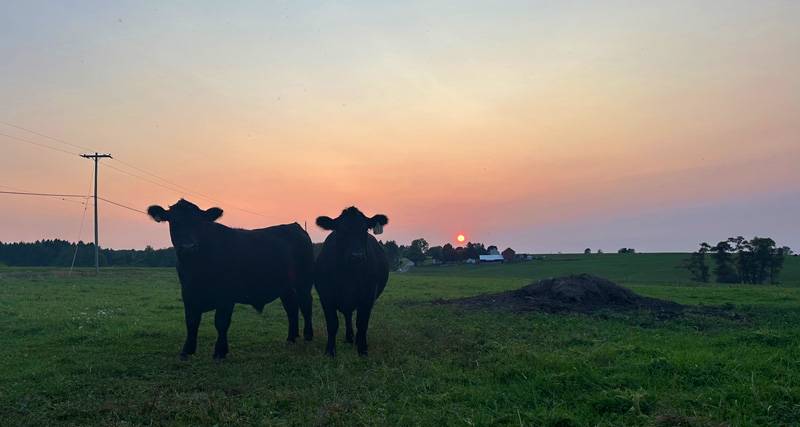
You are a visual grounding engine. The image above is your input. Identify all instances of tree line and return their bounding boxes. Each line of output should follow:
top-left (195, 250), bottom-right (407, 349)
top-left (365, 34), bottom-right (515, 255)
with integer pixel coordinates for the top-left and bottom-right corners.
top-left (4, 238), bottom-right (508, 269)
top-left (0, 239), bottom-right (176, 267)
top-left (378, 239), bottom-right (520, 269)
top-left (686, 236), bottom-right (792, 284)
top-left (1, 238), bottom-right (507, 270)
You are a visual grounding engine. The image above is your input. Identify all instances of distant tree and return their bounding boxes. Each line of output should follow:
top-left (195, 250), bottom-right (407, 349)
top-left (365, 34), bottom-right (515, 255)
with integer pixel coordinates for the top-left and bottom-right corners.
top-left (710, 240), bottom-right (739, 283)
top-left (686, 242), bottom-right (711, 282)
top-left (442, 243), bottom-right (456, 263)
top-left (617, 248), bottom-right (636, 254)
top-left (750, 237), bottom-right (781, 284)
top-left (455, 246), bottom-right (466, 261)
top-left (411, 238), bottom-right (429, 254)
top-left (597, 249), bottom-right (603, 254)
top-left (0, 239), bottom-right (175, 267)
top-left (427, 245), bottom-right (443, 263)
top-left (771, 246), bottom-right (790, 283)
top-left (464, 242), bottom-right (480, 260)
top-left (701, 236), bottom-right (789, 284)
top-left (406, 238), bottom-right (429, 266)
top-left (728, 236), bottom-right (754, 283)
top-left (584, 248), bottom-right (591, 255)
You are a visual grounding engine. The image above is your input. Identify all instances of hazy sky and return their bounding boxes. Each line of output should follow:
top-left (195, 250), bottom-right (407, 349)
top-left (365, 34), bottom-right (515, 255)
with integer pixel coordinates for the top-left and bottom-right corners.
top-left (1, 1), bottom-right (798, 252)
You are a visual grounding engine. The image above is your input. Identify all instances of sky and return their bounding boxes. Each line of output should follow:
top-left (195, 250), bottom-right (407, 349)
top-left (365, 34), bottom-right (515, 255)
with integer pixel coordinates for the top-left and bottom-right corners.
top-left (1, 0), bottom-right (798, 253)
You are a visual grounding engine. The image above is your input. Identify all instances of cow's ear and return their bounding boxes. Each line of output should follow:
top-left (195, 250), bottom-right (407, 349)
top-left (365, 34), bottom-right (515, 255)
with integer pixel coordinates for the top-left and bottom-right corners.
top-left (316, 216), bottom-right (337, 230)
top-left (369, 214), bottom-right (388, 235)
top-left (204, 207), bottom-right (223, 222)
top-left (147, 205), bottom-right (170, 222)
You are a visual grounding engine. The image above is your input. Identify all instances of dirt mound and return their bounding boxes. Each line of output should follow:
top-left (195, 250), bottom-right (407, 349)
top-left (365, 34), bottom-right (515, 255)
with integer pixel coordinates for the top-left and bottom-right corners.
top-left (439, 274), bottom-right (683, 315)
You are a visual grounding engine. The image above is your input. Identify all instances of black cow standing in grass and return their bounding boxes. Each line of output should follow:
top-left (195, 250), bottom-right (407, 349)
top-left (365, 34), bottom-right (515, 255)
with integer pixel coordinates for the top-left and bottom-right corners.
top-left (314, 207), bottom-right (389, 357)
top-left (147, 199), bottom-right (314, 361)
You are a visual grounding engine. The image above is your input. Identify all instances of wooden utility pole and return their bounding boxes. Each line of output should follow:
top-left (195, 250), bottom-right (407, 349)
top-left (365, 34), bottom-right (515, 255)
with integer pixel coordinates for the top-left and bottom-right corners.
top-left (80, 152), bottom-right (112, 274)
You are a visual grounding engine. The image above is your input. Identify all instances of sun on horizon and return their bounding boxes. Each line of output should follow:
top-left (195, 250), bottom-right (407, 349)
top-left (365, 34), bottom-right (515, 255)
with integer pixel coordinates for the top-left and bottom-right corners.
top-left (457, 234), bottom-right (466, 243)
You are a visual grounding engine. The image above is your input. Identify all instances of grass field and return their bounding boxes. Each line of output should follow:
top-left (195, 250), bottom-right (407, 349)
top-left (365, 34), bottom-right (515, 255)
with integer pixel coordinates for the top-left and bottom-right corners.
top-left (1, 254), bottom-right (800, 426)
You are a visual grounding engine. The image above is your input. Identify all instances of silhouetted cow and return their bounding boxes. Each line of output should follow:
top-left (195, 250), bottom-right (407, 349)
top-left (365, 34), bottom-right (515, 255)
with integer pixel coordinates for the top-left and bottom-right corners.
top-left (147, 199), bottom-right (314, 361)
top-left (314, 207), bottom-right (389, 356)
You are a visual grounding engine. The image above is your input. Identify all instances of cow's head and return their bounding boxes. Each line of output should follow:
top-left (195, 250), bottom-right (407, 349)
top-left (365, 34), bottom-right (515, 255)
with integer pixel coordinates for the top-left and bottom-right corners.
top-left (317, 207), bottom-right (388, 264)
top-left (147, 199), bottom-right (223, 254)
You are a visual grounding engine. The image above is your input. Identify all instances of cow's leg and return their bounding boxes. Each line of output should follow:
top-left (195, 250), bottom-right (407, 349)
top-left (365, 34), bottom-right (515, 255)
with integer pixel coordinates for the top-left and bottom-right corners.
top-left (322, 306), bottom-right (339, 357)
top-left (298, 289), bottom-right (314, 341)
top-left (355, 304), bottom-right (374, 356)
top-left (180, 306), bottom-right (202, 361)
top-left (344, 311), bottom-right (354, 344)
top-left (280, 291), bottom-right (300, 343)
top-left (213, 304), bottom-right (234, 361)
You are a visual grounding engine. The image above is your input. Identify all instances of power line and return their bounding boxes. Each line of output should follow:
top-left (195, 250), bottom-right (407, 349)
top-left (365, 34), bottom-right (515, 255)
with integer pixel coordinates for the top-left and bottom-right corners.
top-left (69, 201), bottom-right (90, 275)
top-left (1, 120), bottom-right (272, 219)
top-left (69, 169), bottom-right (94, 275)
top-left (103, 162), bottom-right (234, 208)
top-left (2, 120), bottom-right (226, 202)
top-left (104, 163), bottom-right (196, 197)
top-left (0, 131), bottom-right (79, 156)
top-left (0, 122), bottom-right (196, 198)
top-left (104, 162), bottom-right (270, 219)
top-left (0, 190), bottom-right (87, 198)
top-left (0, 185), bottom-right (89, 206)
top-left (98, 196), bottom-right (146, 214)
top-left (0, 189), bottom-right (145, 215)
top-left (111, 158), bottom-right (218, 200)
top-left (0, 121), bottom-right (95, 152)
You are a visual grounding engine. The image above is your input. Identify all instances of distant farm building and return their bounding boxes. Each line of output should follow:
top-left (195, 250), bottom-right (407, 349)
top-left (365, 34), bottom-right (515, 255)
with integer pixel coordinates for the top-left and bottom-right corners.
top-left (502, 248), bottom-right (516, 262)
top-left (478, 254), bottom-right (504, 263)
top-left (479, 247), bottom-right (504, 263)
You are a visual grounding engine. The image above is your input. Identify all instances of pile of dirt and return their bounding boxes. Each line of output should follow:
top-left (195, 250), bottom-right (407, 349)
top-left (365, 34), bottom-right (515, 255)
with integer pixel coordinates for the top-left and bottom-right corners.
top-left (438, 274), bottom-right (683, 315)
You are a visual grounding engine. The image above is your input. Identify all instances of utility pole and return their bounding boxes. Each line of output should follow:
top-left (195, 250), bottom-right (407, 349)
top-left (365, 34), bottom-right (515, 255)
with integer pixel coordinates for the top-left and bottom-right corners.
top-left (80, 152), bottom-right (112, 274)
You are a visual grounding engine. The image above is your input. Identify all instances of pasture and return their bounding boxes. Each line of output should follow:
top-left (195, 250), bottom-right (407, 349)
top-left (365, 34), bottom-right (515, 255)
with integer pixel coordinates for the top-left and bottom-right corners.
top-left (1, 254), bottom-right (800, 426)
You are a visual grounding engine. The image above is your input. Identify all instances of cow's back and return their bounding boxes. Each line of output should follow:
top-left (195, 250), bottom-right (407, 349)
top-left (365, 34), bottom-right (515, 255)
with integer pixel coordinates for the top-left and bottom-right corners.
top-left (180, 222), bottom-right (313, 309)
top-left (261, 223), bottom-right (314, 290)
top-left (240, 222), bottom-right (314, 294)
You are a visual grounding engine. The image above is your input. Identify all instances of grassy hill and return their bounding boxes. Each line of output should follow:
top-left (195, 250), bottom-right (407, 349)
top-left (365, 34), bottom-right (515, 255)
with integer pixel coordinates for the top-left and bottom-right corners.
top-left (410, 252), bottom-right (800, 283)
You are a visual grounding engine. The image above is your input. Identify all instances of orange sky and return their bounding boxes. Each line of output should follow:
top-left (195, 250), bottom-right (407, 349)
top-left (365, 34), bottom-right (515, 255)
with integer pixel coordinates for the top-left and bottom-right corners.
top-left (1, 1), bottom-right (799, 252)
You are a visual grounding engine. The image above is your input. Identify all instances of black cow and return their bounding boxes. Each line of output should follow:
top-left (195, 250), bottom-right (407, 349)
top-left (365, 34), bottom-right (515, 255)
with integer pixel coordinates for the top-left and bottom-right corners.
top-left (147, 199), bottom-right (314, 361)
top-left (314, 207), bottom-right (389, 356)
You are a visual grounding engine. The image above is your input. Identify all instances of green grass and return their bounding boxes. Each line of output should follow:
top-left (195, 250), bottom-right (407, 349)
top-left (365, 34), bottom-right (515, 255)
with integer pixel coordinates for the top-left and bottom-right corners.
top-left (1, 254), bottom-right (800, 426)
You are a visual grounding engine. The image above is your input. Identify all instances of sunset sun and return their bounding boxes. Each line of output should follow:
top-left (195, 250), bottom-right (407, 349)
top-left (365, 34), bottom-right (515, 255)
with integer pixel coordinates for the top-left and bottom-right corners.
top-left (457, 234), bottom-right (466, 243)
